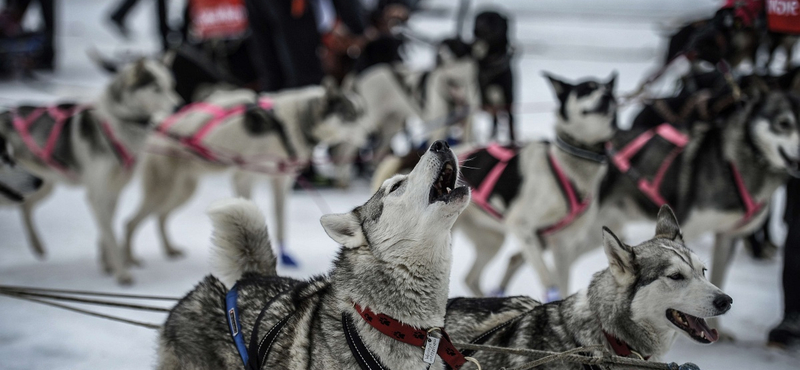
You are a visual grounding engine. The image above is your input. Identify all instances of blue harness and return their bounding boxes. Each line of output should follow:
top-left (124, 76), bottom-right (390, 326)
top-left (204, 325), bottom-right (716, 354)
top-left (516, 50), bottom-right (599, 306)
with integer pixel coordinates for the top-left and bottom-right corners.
top-left (225, 285), bottom-right (250, 367)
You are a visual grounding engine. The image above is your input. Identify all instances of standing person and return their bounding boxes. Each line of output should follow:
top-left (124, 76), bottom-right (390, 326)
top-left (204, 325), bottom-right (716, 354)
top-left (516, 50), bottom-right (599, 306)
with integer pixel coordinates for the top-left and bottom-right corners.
top-left (244, 0), bottom-right (366, 92)
top-left (769, 178), bottom-right (800, 349)
top-left (2, 0), bottom-right (55, 70)
top-left (107, 0), bottom-right (171, 51)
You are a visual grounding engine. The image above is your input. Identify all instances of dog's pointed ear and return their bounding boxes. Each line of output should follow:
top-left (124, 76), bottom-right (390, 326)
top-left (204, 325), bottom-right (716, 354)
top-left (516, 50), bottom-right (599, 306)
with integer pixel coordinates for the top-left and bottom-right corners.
top-left (606, 71), bottom-right (618, 91)
top-left (602, 226), bottom-right (635, 285)
top-left (543, 72), bottom-right (572, 102)
top-left (321, 212), bottom-right (365, 248)
top-left (654, 205), bottom-right (683, 241)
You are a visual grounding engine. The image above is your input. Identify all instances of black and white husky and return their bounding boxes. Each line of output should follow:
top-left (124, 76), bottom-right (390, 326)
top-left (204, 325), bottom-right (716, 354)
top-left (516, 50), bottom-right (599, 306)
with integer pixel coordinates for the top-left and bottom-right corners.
top-left (0, 59), bottom-right (180, 284)
top-left (455, 72), bottom-right (617, 299)
top-left (123, 84), bottom-right (367, 267)
top-left (445, 205), bottom-right (732, 368)
top-left (0, 134), bottom-right (42, 203)
top-left (157, 140), bottom-right (471, 369)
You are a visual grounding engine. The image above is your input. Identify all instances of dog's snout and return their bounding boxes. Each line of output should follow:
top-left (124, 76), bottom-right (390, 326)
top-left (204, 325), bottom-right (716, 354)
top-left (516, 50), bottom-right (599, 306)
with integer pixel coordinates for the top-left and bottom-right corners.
top-left (713, 294), bottom-right (733, 313)
top-left (430, 140), bottom-right (450, 153)
top-left (32, 176), bottom-right (43, 189)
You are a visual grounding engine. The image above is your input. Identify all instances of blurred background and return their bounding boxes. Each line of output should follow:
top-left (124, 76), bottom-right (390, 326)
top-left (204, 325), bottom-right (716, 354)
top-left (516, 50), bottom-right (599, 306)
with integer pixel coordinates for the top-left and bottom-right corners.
top-left (0, 0), bottom-right (798, 369)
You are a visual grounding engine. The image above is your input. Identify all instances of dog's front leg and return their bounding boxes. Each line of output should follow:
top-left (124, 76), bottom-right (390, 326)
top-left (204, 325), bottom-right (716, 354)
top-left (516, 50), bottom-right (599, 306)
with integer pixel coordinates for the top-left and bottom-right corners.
top-left (514, 231), bottom-right (560, 302)
top-left (271, 175), bottom-right (298, 267)
top-left (86, 182), bottom-right (132, 285)
top-left (19, 181), bottom-right (54, 258)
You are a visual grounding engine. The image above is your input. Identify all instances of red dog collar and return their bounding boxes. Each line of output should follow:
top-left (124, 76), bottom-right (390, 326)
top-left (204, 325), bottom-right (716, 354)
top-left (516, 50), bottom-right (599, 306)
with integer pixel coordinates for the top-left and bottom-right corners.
top-left (354, 303), bottom-right (467, 369)
top-left (603, 331), bottom-right (650, 360)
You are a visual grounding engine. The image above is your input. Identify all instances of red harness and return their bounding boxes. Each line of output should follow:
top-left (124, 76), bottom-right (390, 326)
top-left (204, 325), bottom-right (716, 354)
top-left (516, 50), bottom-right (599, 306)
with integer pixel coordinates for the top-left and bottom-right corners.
top-left (603, 331), bottom-right (650, 361)
top-left (12, 105), bottom-right (135, 176)
top-left (353, 304), bottom-right (467, 369)
top-left (464, 143), bottom-right (591, 236)
top-left (609, 123), bottom-right (763, 227)
top-left (156, 97), bottom-right (306, 174)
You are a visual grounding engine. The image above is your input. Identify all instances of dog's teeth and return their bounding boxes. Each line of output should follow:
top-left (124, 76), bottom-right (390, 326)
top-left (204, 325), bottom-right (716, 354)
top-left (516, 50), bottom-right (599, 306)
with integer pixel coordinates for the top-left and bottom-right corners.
top-left (446, 187), bottom-right (451, 193)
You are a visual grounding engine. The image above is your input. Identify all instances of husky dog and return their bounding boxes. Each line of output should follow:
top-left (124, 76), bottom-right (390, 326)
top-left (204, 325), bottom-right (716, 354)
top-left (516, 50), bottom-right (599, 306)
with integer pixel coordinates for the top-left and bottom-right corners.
top-left (574, 75), bottom-right (799, 335)
top-left (123, 84), bottom-right (367, 266)
top-left (0, 59), bottom-right (180, 284)
top-left (445, 206), bottom-right (733, 368)
top-left (455, 73), bottom-right (617, 299)
top-left (157, 140), bottom-right (471, 370)
top-left (333, 40), bottom-right (480, 186)
top-left (0, 134), bottom-right (42, 203)
top-left (473, 10), bottom-right (516, 142)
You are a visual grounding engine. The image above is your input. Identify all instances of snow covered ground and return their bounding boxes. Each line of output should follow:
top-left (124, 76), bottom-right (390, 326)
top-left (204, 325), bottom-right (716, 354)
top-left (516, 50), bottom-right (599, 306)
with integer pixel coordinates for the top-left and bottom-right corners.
top-left (1, 0), bottom-right (798, 369)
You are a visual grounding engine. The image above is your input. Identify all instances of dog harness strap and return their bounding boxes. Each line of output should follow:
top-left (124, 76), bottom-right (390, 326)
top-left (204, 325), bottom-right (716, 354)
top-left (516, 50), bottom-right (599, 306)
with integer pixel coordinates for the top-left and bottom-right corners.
top-left (158, 98), bottom-right (275, 163)
top-left (538, 150), bottom-right (591, 236)
top-left (461, 144), bottom-right (517, 219)
top-left (603, 331), bottom-right (650, 360)
top-left (98, 121), bottom-right (136, 170)
top-left (225, 285), bottom-right (251, 368)
top-left (244, 281), bottom-right (307, 370)
top-left (729, 162), bottom-right (764, 227)
top-left (554, 136), bottom-right (607, 163)
top-left (353, 304), bottom-right (467, 369)
top-left (342, 312), bottom-right (390, 370)
top-left (11, 106), bottom-right (78, 176)
top-left (609, 123), bottom-right (689, 208)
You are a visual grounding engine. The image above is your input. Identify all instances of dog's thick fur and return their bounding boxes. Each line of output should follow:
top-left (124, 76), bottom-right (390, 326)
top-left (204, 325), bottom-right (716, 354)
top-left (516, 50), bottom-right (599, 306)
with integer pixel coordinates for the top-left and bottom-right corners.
top-left (157, 141), bottom-right (470, 369)
top-left (123, 84), bottom-right (367, 265)
top-left (0, 134), bottom-right (42, 204)
top-left (0, 59), bottom-right (180, 283)
top-left (445, 206), bottom-right (732, 369)
top-left (456, 73), bottom-right (618, 298)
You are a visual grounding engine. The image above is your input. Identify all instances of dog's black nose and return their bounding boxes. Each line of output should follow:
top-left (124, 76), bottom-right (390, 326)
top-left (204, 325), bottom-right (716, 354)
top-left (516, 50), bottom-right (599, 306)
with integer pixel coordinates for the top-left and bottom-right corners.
top-left (430, 140), bottom-right (449, 153)
top-left (32, 177), bottom-right (43, 188)
top-left (713, 294), bottom-right (733, 312)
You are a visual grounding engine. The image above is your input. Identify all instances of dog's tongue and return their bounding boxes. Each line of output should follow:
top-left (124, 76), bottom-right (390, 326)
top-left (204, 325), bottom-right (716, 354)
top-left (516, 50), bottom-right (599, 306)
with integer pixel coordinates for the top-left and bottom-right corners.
top-left (687, 314), bottom-right (719, 342)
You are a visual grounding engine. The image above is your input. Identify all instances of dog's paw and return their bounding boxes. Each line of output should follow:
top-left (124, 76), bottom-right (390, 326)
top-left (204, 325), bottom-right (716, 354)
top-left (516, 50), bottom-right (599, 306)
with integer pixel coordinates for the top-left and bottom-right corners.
top-left (488, 288), bottom-right (506, 297)
top-left (280, 251), bottom-right (300, 267)
top-left (125, 255), bottom-right (144, 268)
top-left (116, 273), bottom-right (134, 286)
top-left (165, 248), bottom-right (185, 259)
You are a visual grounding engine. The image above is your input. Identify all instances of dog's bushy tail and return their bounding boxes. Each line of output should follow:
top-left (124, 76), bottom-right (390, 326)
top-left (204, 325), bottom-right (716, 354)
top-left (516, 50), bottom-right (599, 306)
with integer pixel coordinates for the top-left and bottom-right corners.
top-left (207, 198), bottom-right (277, 284)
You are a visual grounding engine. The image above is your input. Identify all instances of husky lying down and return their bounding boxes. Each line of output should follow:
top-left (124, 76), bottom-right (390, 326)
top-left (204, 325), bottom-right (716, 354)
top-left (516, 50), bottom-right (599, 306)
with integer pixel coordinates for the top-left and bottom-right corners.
top-left (158, 141), bottom-right (471, 369)
top-left (445, 206), bottom-right (732, 368)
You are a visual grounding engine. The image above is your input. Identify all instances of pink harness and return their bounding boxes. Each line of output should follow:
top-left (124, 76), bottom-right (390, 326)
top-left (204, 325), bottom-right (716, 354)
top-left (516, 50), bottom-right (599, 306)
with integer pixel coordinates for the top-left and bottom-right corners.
top-left (12, 105), bottom-right (135, 176)
top-left (610, 123), bottom-right (763, 226)
top-left (464, 143), bottom-right (590, 236)
top-left (158, 97), bottom-right (272, 162)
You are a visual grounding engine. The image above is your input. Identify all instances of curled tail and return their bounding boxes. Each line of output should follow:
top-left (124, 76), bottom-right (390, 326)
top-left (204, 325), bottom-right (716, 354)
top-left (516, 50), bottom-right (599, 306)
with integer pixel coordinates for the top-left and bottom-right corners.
top-left (207, 198), bottom-right (277, 284)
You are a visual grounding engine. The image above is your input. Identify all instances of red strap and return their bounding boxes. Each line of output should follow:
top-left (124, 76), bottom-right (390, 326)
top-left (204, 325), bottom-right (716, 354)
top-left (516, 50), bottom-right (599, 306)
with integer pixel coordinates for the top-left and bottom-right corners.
top-left (353, 304), bottom-right (467, 369)
top-left (466, 144), bottom-right (516, 219)
top-left (538, 152), bottom-right (591, 236)
top-left (12, 106), bottom-right (77, 176)
top-left (99, 121), bottom-right (135, 169)
top-left (729, 162), bottom-right (764, 227)
top-left (603, 331), bottom-right (650, 360)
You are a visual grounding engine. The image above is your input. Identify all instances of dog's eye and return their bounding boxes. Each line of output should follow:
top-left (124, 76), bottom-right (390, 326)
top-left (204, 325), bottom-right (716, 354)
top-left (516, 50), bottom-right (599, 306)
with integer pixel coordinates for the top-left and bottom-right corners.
top-left (668, 273), bottom-right (685, 281)
top-left (389, 181), bottom-right (403, 193)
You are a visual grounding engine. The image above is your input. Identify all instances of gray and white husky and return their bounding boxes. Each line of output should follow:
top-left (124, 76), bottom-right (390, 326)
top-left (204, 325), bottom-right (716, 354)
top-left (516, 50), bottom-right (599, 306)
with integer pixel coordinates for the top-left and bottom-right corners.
top-left (455, 72), bottom-right (617, 299)
top-left (0, 134), bottom-right (42, 203)
top-left (157, 140), bottom-right (471, 370)
top-left (0, 59), bottom-right (180, 284)
top-left (445, 205), bottom-right (732, 369)
top-left (123, 84), bottom-right (367, 266)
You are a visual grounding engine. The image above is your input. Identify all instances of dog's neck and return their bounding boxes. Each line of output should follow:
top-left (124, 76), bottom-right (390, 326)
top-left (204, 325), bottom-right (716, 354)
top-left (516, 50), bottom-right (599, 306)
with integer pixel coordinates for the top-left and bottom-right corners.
top-left (721, 108), bottom-right (786, 200)
top-left (93, 95), bottom-right (154, 151)
top-left (575, 270), bottom-right (674, 360)
top-left (331, 235), bottom-right (453, 329)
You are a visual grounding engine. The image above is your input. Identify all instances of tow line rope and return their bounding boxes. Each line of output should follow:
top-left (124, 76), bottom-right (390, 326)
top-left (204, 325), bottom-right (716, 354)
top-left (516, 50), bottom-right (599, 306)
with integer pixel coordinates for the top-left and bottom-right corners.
top-left (0, 285), bottom-right (698, 369)
top-left (0, 285), bottom-right (179, 330)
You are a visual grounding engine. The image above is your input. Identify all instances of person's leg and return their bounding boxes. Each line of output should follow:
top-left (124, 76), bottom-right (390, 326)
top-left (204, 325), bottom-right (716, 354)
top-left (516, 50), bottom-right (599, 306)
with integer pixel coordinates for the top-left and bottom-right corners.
top-left (36, 0), bottom-right (54, 69)
top-left (245, 0), bottom-right (285, 91)
top-left (155, 0), bottom-right (169, 50)
top-left (769, 179), bottom-right (800, 347)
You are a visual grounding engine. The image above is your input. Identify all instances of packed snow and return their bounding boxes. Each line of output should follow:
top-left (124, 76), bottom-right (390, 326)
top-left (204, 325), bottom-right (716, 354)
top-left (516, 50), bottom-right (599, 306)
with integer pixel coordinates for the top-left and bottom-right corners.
top-left (0, 0), bottom-right (798, 369)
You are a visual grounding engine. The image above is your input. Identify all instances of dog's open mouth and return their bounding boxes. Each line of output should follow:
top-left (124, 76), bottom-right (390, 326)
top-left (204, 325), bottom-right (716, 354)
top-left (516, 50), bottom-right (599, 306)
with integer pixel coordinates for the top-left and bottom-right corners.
top-left (779, 148), bottom-right (800, 175)
top-left (666, 309), bottom-right (719, 344)
top-left (429, 159), bottom-right (466, 204)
